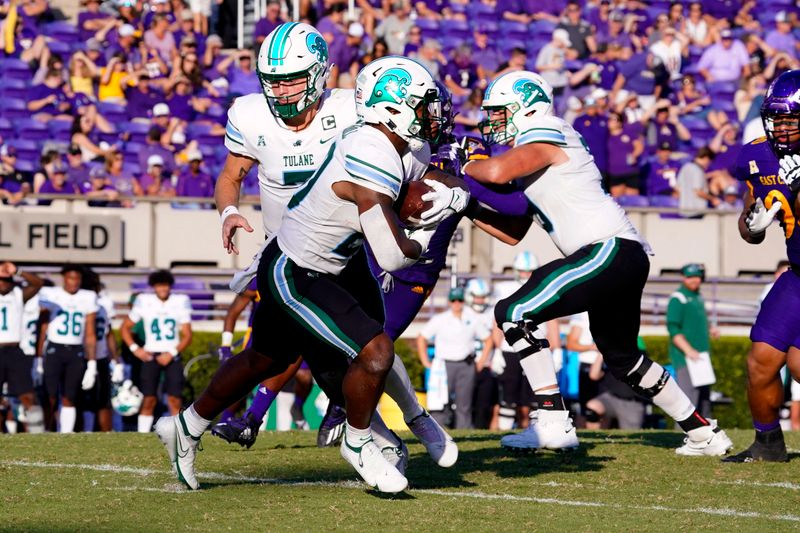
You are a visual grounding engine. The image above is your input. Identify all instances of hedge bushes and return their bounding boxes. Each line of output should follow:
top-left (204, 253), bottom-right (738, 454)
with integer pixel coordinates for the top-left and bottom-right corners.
top-left (167, 332), bottom-right (755, 429)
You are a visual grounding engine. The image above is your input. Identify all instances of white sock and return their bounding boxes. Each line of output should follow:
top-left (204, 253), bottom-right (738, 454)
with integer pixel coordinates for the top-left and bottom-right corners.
top-left (137, 415), bottom-right (154, 433)
top-left (384, 355), bottom-right (424, 422)
top-left (60, 406), bottom-right (76, 433)
top-left (182, 404), bottom-right (212, 438)
top-left (498, 406), bottom-right (515, 430)
top-left (5, 420), bottom-right (17, 434)
top-left (371, 412), bottom-right (399, 449)
top-left (345, 422), bottom-right (372, 447)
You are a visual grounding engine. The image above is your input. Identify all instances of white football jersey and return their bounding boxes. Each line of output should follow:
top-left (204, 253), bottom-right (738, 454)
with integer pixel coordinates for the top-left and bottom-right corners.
top-left (516, 115), bottom-right (650, 256)
top-left (493, 279), bottom-right (546, 350)
top-left (0, 287), bottom-right (24, 344)
top-left (39, 287), bottom-right (99, 345)
top-left (20, 295), bottom-right (39, 355)
top-left (95, 293), bottom-right (115, 360)
top-left (277, 124), bottom-right (431, 275)
top-left (128, 293), bottom-right (192, 353)
top-left (472, 308), bottom-right (494, 355)
top-left (225, 89), bottom-right (360, 236)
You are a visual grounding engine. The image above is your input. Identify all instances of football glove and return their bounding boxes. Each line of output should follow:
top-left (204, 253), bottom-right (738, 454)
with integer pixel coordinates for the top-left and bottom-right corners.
top-left (218, 346), bottom-right (233, 362)
top-left (745, 197), bottom-right (782, 236)
top-left (490, 348), bottom-right (506, 376)
top-left (111, 360), bottom-right (125, 384)
top-left (779, 154), bottom-right (800, 195)
top-left (81, 360), bottom-right (97, 391)
top-left (420, 179), bottom-right (470, 226)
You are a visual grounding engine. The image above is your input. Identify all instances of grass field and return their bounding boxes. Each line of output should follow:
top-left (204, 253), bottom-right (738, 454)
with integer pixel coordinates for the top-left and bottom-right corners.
top-left (2, 429), bottom-right (800, 532)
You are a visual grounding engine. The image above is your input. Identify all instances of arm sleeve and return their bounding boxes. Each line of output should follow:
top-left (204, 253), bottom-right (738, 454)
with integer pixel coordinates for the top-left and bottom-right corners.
top-left (224, 102), bottom-right (258, 159)
top-left (666, 296), bottom-right (685, 337)
top-left (463, 174), bottom-right (530, 216)
top-left (128, 295), bottom-right (143, 323)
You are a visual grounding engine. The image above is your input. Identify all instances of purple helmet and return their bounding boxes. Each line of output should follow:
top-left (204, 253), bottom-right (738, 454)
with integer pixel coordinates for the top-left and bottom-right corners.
top-left (761, 70), bottom-right (800, 157)
top-left (434, 80), bottom-right (455, 147)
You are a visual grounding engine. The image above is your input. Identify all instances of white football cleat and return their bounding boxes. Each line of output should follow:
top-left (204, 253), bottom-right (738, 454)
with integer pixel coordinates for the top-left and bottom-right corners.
top-left (155, 413), bottom-right (201, 490)
top-left (406, 409), bottom-right (459, 467)
top-left (676, 421), bottom-right (733, 457)
top-left (500, 410), bottom-right (579, 451)
top-left (340, 435), bottom-right (408, 493)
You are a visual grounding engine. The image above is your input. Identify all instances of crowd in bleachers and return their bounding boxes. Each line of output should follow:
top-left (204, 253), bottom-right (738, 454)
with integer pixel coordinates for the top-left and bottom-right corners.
top-left (0, 0), bottom-right (796, 210)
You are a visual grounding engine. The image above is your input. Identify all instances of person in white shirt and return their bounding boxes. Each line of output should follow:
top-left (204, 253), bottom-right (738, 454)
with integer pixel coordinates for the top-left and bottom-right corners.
top-left (39, 265), bottom-right (99, 433)
top-left (121, 270), bottom-right (193, 433)
top-left (0, 262), bottom-right (44, 433)
top-left (417, 287), bottom-right (492, 429)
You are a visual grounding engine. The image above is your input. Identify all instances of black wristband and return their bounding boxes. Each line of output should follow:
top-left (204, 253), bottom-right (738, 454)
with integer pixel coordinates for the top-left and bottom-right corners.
top-left (463, 197), bottom-right (482, 220)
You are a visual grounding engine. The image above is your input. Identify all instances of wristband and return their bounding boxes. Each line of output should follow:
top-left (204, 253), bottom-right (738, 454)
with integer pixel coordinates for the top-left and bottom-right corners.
top-left (221, 331), bottom-right (234, 347)
top-left (168, 348), bottom-right (179, 357)
top-left (220, 205), bottom-right (240, 224)
top-left (128, 343), bottom-right (140, 352)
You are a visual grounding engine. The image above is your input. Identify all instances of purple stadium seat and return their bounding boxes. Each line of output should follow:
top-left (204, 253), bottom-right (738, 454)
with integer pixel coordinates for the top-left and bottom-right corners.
top-left (414, 18), bottom-right (439, 31)
top-left (0, 117), bottom-right (12, 139)
top-left (2, 61), bottom-right (32, 80)
top-left (529, 20), bottom-right (556, 36)
top-left (48, 41), bottom-right (72, 56)
top-left (173, 279), bottom-right (214, 320)
top-left (98, 131), bottom-right (120, 145)
top-left (501, 39), bottom-right (527, 54)
top-left (468, 2), bottom-right (497, 22)
top-left (124, 141), bottom-right (145, 155)
top-left (130, 281), bottom-right (149, 292)
top-left (0, 99), bottom-right (29, 120)
top-left (648, 195), bottom-right (679, 208)
top-left (127, 162), bottom-right (141, 176)
top-left (186, 122), bottom-right (212, 139)
top-left (49, 119), bottom-right (73, 139)
top-left (7, 139), bottom-right (40, 161)
top-left (43, 22), bottom-right (80, 44)
top-left (97, 102), bottom-right (128, 124)
top-left (441, 19), bottom-right (470, 38)
top-left (616, 195), bottom-right (650, 208)
top-left (14, 159), bottom-right (35, 173)
top-left (0, 78), bottom-right (28, 100)
top-left (16, 119), bottom-right (50, 142)
top-left (473, 20), bottom-right (499, 34)
top-left (499, 20), bottom-right (528, 40)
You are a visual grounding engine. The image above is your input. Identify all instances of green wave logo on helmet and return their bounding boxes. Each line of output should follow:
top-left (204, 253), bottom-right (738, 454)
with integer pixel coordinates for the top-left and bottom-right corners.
top-left (366, 68), bottom-right (411, 107)
top-left (513, 79), bottom-right (550, 107)
top-left (306, 33), bottom-right (328, 64)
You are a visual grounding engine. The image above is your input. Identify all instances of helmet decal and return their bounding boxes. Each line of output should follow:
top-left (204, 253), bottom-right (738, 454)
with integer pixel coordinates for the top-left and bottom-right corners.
top-left (366, 68), bottom-right (412, 107)
top-left (513, 79), bottom-right (551, 108)
top-left (306, 33), bottom-right (328, 64)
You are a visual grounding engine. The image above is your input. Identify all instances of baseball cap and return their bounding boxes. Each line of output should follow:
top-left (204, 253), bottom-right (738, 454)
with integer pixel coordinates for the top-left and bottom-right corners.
top-left (206, 34), bottom-right (223, 46)
top-left (180, 9), bottom-right (194, 21)
top-left (348, 22), bottom-right (365, 38)
top-left (776, 11), bottom-right (789, 23)
top-left (610, 10), bottom-right (624, 21)
top-left (153, 103), bottom-right (170, 117)
top-left (86, 38), bottom-right (102, 51)
top-left (658, 141), bottom-right (673, 151)
top-left (553, 28), bottom-right (572, 47)
top-left (68, 143), bottom-right (82, 155)
top-left (90, 166), bottom-right (108, 180)
top-left (1, 145), bottom-right (16, 157)
top-left (590, 87), bottom-right (608, 100)
top-left (423, 38), bottom-right (441, 50)
top-left (187, 150), bottom-right (203, 162)
top-left (119, 24), bottom-right (135, 37)
top-left (720, 29), bottom-right (733, 39)
top-left (51, 161), bottom-right (67, 174)
top-left (681, 263), bottom-right (705, 279)
top-left (723, 184), bottom-right (739, 195)
top-left (448, 287), bottom-right (465, 301)
top-left (147, 154), bottom-right (165, 168)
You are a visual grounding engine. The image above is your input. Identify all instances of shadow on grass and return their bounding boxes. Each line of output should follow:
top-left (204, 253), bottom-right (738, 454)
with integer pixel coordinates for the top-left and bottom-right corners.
top-left (578, 430), bottom-right (685, 450)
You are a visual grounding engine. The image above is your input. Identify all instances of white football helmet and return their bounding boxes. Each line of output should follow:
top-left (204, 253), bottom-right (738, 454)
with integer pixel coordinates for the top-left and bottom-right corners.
top-left (481, 71), bottom-right (554, 145)
top-left (257, 22), bottom-right (331, 119)
top-left (513, 251), bottom-right (539, 281)
top-left (465, 278), bottom-right (492, 312)
top-left (355, 56), bottom-right (444, 151)
top-left (111, 380), bottom-right (144, 416)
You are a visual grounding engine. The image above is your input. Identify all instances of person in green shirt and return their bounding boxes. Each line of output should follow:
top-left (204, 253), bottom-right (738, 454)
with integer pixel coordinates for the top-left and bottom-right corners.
top-left (666, 263), bottom-right (718, 418)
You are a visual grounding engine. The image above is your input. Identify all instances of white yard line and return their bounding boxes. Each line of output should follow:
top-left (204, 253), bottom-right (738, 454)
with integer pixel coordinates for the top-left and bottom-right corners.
top-left (4, 460), bottom-right (800, 523)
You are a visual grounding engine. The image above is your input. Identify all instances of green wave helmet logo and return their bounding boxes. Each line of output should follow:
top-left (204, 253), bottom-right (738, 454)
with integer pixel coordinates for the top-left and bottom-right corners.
top-left (513, 79), bottom-right (550, 107)
top-left (306, 33), bottom-right (328, 64)
top-left (366, 68), bottom-right (411, 107)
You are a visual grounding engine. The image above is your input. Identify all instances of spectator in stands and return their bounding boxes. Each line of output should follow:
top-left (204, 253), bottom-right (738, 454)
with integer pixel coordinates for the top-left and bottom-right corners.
top-left (558, 0), bottom-right (595, 59)
top-left (38, 162), bottom-right (79, 204)
top-left (414, 0), bottom-right (444, 20)
top-left (707, 122), bottom-right (740, 196)
top-left (68, 51), bottom-right (100, 99)
top-left (606, 110), bottom-right (644, 196)
top-left (139, 126), bottom-right (177, 177)
top-left (603, 10), bottom-right (635, 54)
top-left (78, 0), bottom-right (113, 41)
top-left (765, 12), bottom-right (798, 56)
top-left (143, 0), bottom-right (177, 30)
top-left (202, 34), bottom-right (224, 79)
top-left (80, 167), bottom-right (121, 207)
top-left (375, 0), bottom-right (414, 55)
top-left (32, 150), bottom-right (62, 193)
top-left (537, 29), bottom-right (572, 103)
top-left (337, 22), bottom-right (369, 88)
top-left (84, 38), bottom-right (107, 68)
top-left (165, 76), bottom-right (200, 125)
top-left (471, 25), bottom-right (502, 80)
top-left (698, 29), bottom-right (751, 84)
top-left (649, 26), bottom-right (688, 82)
top-left (735, 73), bottom-right (767, 126)
top-left (453, 88), bottom-right (484, 133)
top-left (65, 143), bottom-right (91, 185)
top-left (151, 102), bottom-right (184, 149)
top-left (742, 33), bottom-right (774, 76)
top-left (411, 39), bottom-right (445, 80)
top-left (667, 263), bottom-right (716, 419)
top-left (144, 13), bottom-right (178, 64)
top-left (677, 146), bottom-right (718, 215)
top-left (613, 51), bottom-right (659, 109)
top-left (140, 154), bottom-right (176, 198)
top-left (105, 148), bottom-right (143, 203)
top-left (28, 68), bottom-right (72, 122)
top-left (676, 74), bottom-right (727, 131)
top-left (176, 150), bottom-right (213, 200)
top-left (101, 23), bottom-right (140, 66)
top-left (402, 25), bottom-right (422, 56)
top-left (443, 45), bottom-right (480, 100)
top-left (645, 141), bottom-right (681, 196)
top-left (680, 2), bottom-right (713, 48)
top-left (32, 49), bottom-right (68, 86)
top-left (360, 38), bottom-right (389, 68)
top-left (317, 1), bottom-right (347, 85)
top-left (573, 91), bottom-right (609, 178)
top-left (116, 0), bottom-right (141, 30)
top-left (188, 0), bottom-right (211, 36)
top-left (588, 0), bottom-right (612, 43)
top-left (734, 0), bottom-right (761, 33)
top-left (716, 184), bottom-right (742, 211)
top-left (0, 146), bottom-right (29, 204)
top-left (99, 53), bottom-right (135, 103)
top-left (216, 49), bottom-right (258, 97)
top-left (495, 47), bottom-right (527, 78)
top-left (126, 75), bottom-right (160, 122)
top-left (642, 100), bottom-right (690, 154)
top-left (71, 114), bottom-right (111, 163)
top-left (253, 1), bottom-right (283, 48)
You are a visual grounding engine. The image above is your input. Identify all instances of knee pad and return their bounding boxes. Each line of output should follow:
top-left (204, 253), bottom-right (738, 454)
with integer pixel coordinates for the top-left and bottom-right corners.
top-left (501, 321), bottom-right (549, 357)
top-left (618, 356), bottom-right (670, 399)
top-left (584, 407), bottom-right (600, 423)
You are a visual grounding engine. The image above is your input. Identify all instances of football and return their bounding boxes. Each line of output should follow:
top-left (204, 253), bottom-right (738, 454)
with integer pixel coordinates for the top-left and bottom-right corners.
top-left (395, 180), bottom-right (433, 227)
